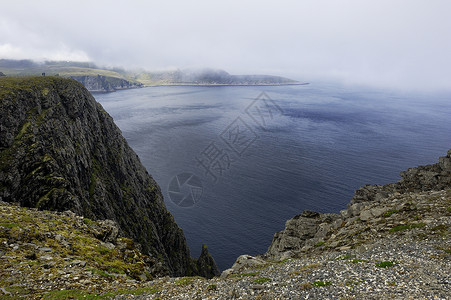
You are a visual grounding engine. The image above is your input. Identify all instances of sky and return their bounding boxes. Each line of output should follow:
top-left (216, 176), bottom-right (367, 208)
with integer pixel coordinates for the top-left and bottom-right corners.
top-left (1, 0), bottom-right (451, 91)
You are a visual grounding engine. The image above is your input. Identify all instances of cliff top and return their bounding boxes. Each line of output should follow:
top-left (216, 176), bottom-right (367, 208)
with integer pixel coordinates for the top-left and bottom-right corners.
top-left (0, 76), bottom-right (71, 98)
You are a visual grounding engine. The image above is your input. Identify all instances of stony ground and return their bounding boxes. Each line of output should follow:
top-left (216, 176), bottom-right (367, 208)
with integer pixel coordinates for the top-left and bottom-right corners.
top-left (0, 188), bottom-right (450, 299)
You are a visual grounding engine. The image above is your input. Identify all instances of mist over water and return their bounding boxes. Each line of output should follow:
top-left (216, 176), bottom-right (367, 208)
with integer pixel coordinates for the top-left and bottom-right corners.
top-left (95, 83), bottom-right (451, 271)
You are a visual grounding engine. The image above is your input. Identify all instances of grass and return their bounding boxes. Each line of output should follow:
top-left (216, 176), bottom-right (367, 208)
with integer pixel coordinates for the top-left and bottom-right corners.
top-left (88, 268), bottom-right (114, 279)
top-left (335, 254), bottom-right (355, 260)
top-left (431, 224), bottom-right (447, 232)
top-left (43, 289), bottom-right (113, 300)
top-left (314, 241), bottom-right (325, 247)
top-left (175, 276), bottom-right (203, 286)
top-left (389, 223), bottom-right (426, 233)
top-left (383, 209), bottom-right (399, 217)
top-left (313, 280), bottom-right (332, 287)
top-left (375, 261), bottom-right (397, 268)
top-left (83, 218), bottom-right (95, 226)
top-left (253, 277), bottom-right (271, 284)
top-left (0, 222), bottom-right (20, 228)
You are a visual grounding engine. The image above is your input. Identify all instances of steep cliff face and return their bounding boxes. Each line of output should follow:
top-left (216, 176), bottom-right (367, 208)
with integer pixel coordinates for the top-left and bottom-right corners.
top-left (69, 75), bottom-right (143, 92)
top-left (0, 77), bottom-right (217, 277)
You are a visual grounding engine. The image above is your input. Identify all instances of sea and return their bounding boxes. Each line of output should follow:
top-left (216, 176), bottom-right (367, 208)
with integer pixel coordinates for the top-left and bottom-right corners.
top-left (94, 82), bottom-right (451, 271)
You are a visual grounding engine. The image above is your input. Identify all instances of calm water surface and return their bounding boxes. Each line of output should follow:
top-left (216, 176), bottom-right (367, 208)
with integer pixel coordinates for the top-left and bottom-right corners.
top-left (95, 83), bottom-right (451, 270)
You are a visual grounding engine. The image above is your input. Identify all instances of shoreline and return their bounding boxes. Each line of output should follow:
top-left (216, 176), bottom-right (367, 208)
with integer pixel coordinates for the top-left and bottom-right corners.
top-left (144, 82), bottom-right (310, 87)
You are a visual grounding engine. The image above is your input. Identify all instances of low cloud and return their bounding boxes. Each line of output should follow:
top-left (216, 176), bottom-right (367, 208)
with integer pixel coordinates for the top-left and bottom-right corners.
top-left (1, 0), bottom-right (450, 91)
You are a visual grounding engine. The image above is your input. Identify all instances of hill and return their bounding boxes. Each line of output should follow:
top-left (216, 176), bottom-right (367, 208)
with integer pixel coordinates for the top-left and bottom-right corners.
top-left (0, 60), bottom-right (306, 88)
top-left (0, 76), bottom-right (218, 281)
top-left (0, 60), bottom-right (143, 92)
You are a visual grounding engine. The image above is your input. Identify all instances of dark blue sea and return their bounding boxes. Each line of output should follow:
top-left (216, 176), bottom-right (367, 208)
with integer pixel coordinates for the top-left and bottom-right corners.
top-left (95, 83), bottom-right (451, 271)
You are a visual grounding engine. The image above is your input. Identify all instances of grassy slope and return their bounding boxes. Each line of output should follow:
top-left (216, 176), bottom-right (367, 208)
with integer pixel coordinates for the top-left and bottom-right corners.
top-left (0, 62), bottom-right (141, 85)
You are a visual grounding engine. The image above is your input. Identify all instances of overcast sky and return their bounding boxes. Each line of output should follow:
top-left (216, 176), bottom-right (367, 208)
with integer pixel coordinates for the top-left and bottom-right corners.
top-left (1, 0), bottom-right (451, 90)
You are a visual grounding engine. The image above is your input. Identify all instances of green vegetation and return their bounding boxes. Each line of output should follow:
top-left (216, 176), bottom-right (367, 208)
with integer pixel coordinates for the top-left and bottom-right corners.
top-left (313, 280), bottom-right (332, 287)
top-left (429, 224), bottom-right (449, 238)
top-left (314, 241), bottom-right (325, 247)
top-left (43, 289), bottom-right (113, 300)
top-left (0, 202), bottom-right (149, 283)
top-left (0, 76), bottom-right (64, 99)
top-left (0, 222), bottom-right (19, 228)
top-left (335, 254), bottom-right (355, 260)
top-left (175, 276), bottom-right (203, 286)
top-left (88, 268), bottom-right (114, 279)
top-left (206, 284), bottom-right (217, 291)
top-left (389, 223), bottom-right (426, 233)
top-left (375, 261), bottom-right (397, 268)
top-left (253, 277), bottom-right (271, 284)
top-left (383, 209), bottom-right (399, 217)
top-left (83, 217), bottom-right (95, 226)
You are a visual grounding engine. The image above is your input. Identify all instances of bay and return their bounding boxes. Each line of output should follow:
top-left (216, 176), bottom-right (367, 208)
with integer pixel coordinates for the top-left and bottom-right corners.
top-left (95, 83), bottom-right (451, 271)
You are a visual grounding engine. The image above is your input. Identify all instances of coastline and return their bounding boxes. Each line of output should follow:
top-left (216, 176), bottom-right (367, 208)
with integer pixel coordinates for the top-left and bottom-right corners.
top-left (144, 82), bottom-right (310, 87)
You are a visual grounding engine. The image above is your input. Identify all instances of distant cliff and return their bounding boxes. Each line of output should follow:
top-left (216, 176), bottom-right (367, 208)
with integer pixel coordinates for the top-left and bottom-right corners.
top-left (0, 59), bottom-right (143, 93)
top-left (0, 59), bottom-right (305, 88)
top-left (0, 77), bottom-right (218, 277)
top-left (69, 75), bottom-right (143, 92)
top-left (143, 69), bottom-right (304, 86)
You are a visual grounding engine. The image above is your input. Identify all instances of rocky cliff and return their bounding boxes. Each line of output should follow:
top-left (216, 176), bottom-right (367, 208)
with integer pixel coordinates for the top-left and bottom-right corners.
top-left (69, 75), bottom-right (143, 92)
top-left (265, 150), bottom-right (451, 260)
top-left (0, 76), bottom-right (218, 278)
top-left (145, 69), bottom-right (303, 86)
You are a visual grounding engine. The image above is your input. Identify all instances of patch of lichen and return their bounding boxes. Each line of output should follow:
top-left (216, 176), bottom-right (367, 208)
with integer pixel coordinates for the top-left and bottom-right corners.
top-left (0, 201), bottom-right (153, 298)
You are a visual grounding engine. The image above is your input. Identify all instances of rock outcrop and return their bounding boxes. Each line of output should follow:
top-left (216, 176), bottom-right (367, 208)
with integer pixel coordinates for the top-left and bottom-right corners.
top-left (0, 76), bottom-right (218, 277)
top-left (69, 75), bottom-right (143, 92)
top-left (264, 149), bottom-right (451, 260)
top-left (195, 245), bottom-right (220, 279)
top-left (0, 200), bottom-right (158, 292)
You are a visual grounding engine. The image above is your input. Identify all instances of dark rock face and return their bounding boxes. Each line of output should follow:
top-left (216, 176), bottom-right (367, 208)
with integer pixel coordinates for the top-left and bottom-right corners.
top-left (351, 150), bottom-right (451, 205)
top-left (69, 75), bottom-right (143, 92)
top-left (196, 245), bottom-right (220, 279)
top-left (0, 76), bottom-right (217, 277)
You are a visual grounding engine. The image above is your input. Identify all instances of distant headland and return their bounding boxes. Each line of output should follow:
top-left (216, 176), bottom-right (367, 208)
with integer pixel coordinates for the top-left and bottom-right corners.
top-left (0, 59), bottom-right (307, 92)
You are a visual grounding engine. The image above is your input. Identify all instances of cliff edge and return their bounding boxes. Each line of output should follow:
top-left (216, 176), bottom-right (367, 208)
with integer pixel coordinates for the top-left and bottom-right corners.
top-left (0, 77), bottom-right (218, 278)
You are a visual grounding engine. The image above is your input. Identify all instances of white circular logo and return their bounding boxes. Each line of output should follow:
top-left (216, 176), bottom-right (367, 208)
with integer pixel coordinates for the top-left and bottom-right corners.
top-left (168, 173), bottom-right (203, 207)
